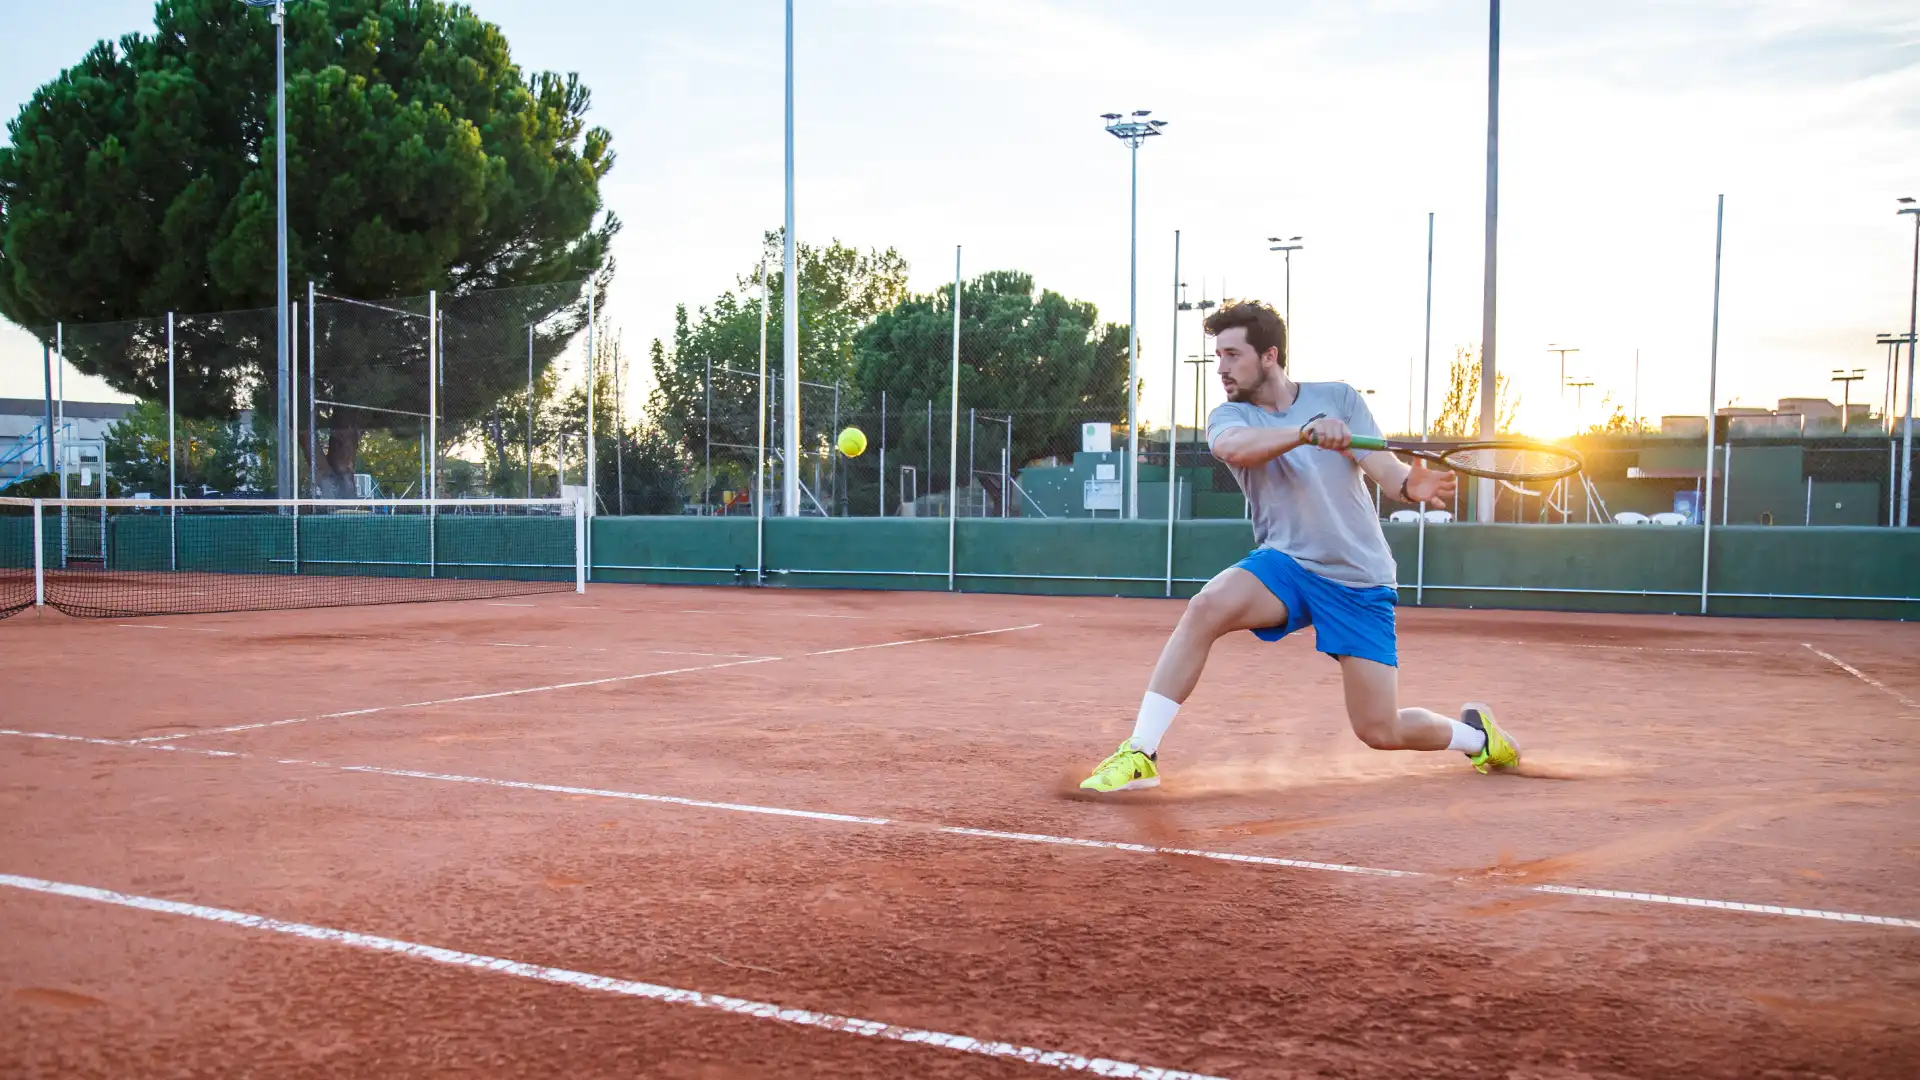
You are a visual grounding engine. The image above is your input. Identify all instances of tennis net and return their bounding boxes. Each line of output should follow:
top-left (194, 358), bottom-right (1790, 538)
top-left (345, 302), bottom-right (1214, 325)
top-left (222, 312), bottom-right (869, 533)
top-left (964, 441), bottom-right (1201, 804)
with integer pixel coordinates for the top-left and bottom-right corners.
top-left (0, 497), bottom-right (584, 620)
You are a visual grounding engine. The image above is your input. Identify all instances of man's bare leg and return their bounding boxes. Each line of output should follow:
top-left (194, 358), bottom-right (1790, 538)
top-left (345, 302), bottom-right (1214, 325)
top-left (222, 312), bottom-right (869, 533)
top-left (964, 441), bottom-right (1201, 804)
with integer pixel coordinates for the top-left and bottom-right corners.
top-left (1338, 656), bottom-right (1516, 767)
top-left (1126, 567), bottom-right (1290, 754)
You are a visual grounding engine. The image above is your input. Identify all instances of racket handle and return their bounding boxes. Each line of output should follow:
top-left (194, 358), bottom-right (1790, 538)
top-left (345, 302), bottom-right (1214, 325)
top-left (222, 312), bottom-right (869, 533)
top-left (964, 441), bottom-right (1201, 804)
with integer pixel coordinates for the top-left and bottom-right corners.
top-left (1347, 435), bottom-right (1388, 451)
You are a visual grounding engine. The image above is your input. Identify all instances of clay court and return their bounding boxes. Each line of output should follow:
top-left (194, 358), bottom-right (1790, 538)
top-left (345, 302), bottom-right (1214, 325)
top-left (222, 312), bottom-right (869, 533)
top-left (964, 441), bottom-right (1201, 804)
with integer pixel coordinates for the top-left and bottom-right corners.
top-left (2, 585), bottom-right (1918, 1078)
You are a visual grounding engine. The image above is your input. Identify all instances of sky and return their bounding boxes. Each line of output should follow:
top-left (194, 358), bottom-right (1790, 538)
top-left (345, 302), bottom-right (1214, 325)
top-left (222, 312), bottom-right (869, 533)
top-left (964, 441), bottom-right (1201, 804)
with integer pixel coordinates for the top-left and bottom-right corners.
top-left (2, 0), bottom-right (1917, 438)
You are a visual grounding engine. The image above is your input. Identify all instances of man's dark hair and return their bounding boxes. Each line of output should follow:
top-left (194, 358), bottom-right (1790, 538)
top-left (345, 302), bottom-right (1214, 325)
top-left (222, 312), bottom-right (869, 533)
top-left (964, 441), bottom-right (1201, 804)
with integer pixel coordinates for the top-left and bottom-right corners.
top-left (1204, 301), bottom-right (1287, 369)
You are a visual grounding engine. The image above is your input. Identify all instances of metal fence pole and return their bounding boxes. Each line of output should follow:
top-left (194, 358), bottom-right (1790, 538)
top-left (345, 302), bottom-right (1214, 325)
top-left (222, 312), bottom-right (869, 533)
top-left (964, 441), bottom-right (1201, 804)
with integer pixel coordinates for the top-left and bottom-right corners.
top-left (1165, 229), bottom-right (1180, 595)
top-left (586, 288), bottom-right (597, 523)
top-left (757, 256), bottom-right (769, 580)
top-left (1700, 194), bottom-right (1724, 614)
top-left (574, 494), bottom-right (587, 593)
top-left (704, 355), bottom-right (712, 512)
top-left (832, 379), bottom-right (841, 516)
top-left (948, 246), bottom-right (962, 590)
top-left (615, 338), bottom-right (626, 515)
top-left (308, 281), bottom-right (317, 495)
top-left (290, 299), bottom-right (300, 499)
top-left (1892, 440), bottom-right (1899, 526)
top-left (878, 390), bottom-right (887, 517)
top-left (1722, 441), bottom-right (1732, 526)
top-left (428, 290), bottom-right (438, 577)
top-left (1806, 476), bottom-right (1813, 525)
top-left (167, 312), bottom-right (177, 570)
top-left (526, 324), bottom-right (535, 498)
top-left (968, 407), bottom-right (976, 514)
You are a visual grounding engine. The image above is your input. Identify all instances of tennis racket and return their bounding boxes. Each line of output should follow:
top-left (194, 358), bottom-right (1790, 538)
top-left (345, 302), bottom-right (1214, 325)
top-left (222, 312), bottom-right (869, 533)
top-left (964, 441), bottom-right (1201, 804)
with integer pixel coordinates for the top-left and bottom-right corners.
top-left (1316, 434), bottom-right (1584, 482)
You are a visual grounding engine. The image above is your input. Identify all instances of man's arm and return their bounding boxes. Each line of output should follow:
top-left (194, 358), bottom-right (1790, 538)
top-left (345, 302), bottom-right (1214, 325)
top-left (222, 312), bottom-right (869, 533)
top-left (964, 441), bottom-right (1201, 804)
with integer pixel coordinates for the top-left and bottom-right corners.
top-left (1209, 424), bottom-right (1313, 469)
top-left (1360, 450), bottom-right (1457, 508)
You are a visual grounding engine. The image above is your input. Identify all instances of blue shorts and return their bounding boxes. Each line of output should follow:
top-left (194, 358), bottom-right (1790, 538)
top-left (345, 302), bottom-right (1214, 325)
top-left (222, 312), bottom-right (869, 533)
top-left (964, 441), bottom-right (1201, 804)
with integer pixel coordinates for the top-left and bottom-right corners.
top-left (1233, 548), bottom-right (1398, 668)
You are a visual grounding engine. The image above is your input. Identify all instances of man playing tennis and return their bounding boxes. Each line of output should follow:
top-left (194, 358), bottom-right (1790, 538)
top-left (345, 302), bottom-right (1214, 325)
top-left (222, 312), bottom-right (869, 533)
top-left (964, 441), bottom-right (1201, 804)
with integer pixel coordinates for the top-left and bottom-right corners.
top-left (1080, 301), bottom-right (1520, 793)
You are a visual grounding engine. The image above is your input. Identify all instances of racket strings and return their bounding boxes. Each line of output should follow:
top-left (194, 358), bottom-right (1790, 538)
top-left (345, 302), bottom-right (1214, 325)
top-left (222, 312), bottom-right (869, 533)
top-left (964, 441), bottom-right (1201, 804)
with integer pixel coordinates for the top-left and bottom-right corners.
top-left (1441, 446), bottom-right (1581, 481)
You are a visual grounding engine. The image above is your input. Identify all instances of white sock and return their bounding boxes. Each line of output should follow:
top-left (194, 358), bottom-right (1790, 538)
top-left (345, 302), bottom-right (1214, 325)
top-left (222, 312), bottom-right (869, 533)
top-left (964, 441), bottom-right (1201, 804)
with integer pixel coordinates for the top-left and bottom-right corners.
top-left (1128, 692), bottom-right (1180, 756)
top-left (1446, 718), bottom-right (1487, 755)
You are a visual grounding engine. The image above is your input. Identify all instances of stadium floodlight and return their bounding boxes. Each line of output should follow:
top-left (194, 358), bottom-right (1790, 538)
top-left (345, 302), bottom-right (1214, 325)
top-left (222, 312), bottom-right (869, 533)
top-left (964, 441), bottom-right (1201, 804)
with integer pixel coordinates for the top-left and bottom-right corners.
top-left (1102, 109), bottom-right (1167, 518)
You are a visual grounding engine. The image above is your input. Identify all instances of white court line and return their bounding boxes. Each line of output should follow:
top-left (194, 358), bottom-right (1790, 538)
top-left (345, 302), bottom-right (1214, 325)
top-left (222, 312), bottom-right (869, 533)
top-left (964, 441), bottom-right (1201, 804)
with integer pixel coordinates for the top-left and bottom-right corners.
top-left (127, 657), bottom-right (783, 744)
top-left (4, 727), bottom-right (1912, 931)
top-left (484, 603), bottom-right (537, 608)
top-left (1483, 639), bottom-right (1762, 656)
top-left (807, 623), bottom-right (1041, 657)
top-left (0, 874), bottom-right (1223, 1080)
top-left (118, 624), bottom-right (227, 633)
top-left (125, 623), bottom-right (1038, 744)
top-left (1803, 643), bottom-right (1920, 709)
top-left (681, 609), bottom-right (865, 619)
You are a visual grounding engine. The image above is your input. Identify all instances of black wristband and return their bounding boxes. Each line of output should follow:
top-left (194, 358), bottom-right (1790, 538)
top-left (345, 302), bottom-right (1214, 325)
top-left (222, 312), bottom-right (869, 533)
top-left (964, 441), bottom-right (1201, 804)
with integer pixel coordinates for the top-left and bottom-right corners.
top-left (1398, 475), bottom-right (1412, 503)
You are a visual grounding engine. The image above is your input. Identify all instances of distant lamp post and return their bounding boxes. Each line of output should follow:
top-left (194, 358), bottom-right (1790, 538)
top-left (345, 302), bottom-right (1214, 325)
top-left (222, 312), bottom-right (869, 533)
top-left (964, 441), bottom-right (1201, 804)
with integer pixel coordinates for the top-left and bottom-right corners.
top-left (1177, 285), bottom-right (1217, 468)
top-left (1547, 344), bottom-right (1580, 404)
top-left (1899, 196), bottom-right (1919, 526)
top-left (1102, 109), bottom-right (1167, 518)
top-left (1567, 379), bottom-right (1595, 428)
top-left (1879, 332), bottom-right (1916, 436)
top-left (1831, 368), bottom-right (1866, 433)
top-left (1265, 235), bottom-right (1304, 344)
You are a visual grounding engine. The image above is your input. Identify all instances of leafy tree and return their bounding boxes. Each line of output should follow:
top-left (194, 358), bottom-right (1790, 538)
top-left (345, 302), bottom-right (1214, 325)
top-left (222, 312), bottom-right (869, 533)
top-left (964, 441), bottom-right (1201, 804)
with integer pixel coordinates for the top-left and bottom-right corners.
top-left (1584, 396), bottom-right (1634, 436)
top-left (847, 270), bottom-right (1129, 512)
top-left (1429, 345), bottom-right (1520, 439)
top-left (102, 398), bottom-right (264, 495)
top-left (647, 231), bottom-right (907, 505)
top-left (0, 0), bottom-right (617, 493)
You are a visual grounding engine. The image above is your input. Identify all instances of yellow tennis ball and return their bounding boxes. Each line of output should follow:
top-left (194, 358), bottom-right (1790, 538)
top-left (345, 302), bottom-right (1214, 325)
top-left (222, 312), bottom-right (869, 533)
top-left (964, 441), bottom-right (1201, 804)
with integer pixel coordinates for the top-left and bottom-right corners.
top-left (837, 427), bottom-right (868, 457)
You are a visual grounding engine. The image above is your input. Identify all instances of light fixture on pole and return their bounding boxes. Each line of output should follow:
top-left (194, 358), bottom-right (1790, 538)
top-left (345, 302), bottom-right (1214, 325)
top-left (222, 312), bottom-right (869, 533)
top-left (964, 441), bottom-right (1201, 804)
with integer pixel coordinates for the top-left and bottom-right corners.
top-left (1831, 368), bottom-right (1866, 433)
top-left (1176, 284), bottom-right (1217, 470)
top-left (1546, 344), bottom-right (1580, 399)
top-left (1265, 235), bottom-right (1304, 339)
top-left (243, 0), bottom-right (297, 499)
top-left (1103, 110), bottom-right (1167, 519)
top-left (1879, 331), bottom-right (1916, 437)
top-left (1898, 196), bottom-right (1919, 527)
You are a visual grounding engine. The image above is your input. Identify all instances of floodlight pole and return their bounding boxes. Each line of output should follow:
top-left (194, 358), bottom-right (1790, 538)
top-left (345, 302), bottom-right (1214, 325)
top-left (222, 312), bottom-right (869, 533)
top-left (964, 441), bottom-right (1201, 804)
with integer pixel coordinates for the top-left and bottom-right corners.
top-left (1898, 197), bottom-right (1919, 527)
top-left (782, 0), bottom-right (800, 517)
top-left (244, 0), bottom-right (295, 499)
top-left (1104, 110), bottom-right (1166, 519)
top-left (1477, 0), bottom-right (1501, 522)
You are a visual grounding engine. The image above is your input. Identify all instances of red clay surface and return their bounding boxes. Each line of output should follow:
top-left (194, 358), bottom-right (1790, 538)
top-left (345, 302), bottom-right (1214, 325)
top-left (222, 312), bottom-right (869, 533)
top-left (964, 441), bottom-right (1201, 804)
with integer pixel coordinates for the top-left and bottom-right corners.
top-left (2, 586), bottom-right (1918, 1078)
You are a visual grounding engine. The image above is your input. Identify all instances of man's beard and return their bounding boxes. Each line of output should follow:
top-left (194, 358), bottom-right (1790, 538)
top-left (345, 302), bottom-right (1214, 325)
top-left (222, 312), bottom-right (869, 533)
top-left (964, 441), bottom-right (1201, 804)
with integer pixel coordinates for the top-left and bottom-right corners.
top-left (1224, 367), bottom-right (1266, 403)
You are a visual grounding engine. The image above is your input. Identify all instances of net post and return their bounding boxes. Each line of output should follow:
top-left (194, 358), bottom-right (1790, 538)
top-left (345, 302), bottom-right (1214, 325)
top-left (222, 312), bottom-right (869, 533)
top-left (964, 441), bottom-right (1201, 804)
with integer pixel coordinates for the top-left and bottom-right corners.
top-left (32, 499), bottom-right (45, 607)
top-left (574, 495), bottom-right (588, 593)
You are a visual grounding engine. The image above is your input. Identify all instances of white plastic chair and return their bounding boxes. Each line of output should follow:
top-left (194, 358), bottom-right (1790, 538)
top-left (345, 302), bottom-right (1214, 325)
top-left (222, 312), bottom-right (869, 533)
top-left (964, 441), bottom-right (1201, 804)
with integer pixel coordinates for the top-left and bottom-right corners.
top-left (1387, 509), bottom-right (1421, 524)
top-left (1612, 511), bottom-right (1650, 525)
top-left (1649, 512), bottom-right (1688, 526)
top-left (1422, 509), bottom-right (1453, 524)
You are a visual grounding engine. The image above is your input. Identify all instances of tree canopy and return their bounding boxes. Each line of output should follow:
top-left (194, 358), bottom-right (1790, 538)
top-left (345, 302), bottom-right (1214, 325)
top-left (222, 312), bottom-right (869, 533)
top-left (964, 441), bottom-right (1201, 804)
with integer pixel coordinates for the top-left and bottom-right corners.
top-left (0, 0), bottom-right (617, 492)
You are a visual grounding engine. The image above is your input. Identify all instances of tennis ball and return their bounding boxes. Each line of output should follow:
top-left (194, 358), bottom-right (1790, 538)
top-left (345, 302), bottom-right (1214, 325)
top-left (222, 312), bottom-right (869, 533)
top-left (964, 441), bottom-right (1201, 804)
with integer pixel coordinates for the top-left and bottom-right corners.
top-left (837, 426), bottom-right (868, 457)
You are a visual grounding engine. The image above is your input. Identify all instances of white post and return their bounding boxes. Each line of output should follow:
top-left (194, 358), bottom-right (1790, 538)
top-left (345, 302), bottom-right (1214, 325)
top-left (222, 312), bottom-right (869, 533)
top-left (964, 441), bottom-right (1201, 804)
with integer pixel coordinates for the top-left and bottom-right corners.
top-left (1165, 229), bottom-right (1180, 596)
top-left (167, 311), bottom-right (177, 570)
top-left (1701, 194), bottom-right (1724, 615)
top-left (587, 286), bottom-right (597, 520)
top-left (1417, 211), bottom-right (1434, 605)
top-left (308, 280), bottom-right (317, 495)
top-left (32, 500), bottom-right (44, 607)
top-left (947, 246), bottom-right (962, 591)
top-left (878, 390), bottom-right (887, 517)
top-left (781, 0), bottom-right (800, 518)
top-left (1806, 475), bottom-right (1813, 526)
top-left (757, 256), bottom-right (769, 581)
top-left (1476, 0), bottom-right (1501, 523)
top-left (428, 289), bottom-right (438, 579)
top-left (1901, 206), bottom-right (1919, 526)
top-left (290, 299), bottom-right (300, 498)
top-left (574, 494), bottom-right (587, 593)
top-left (428, 290), bottom-right (439, 500)
top-left (1126, 141), bottom-right (1141, 519)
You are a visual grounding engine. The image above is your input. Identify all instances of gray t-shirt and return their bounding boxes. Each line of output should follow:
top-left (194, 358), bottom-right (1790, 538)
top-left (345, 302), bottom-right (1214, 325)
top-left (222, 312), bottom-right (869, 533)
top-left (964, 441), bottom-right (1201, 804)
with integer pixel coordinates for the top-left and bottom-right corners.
top-left (1207, 381), bottom-right (1397, 589)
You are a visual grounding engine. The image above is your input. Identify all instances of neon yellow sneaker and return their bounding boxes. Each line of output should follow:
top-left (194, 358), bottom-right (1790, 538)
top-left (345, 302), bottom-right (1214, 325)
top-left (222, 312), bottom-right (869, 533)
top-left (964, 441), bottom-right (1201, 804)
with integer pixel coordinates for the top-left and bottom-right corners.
top-left (1079, 742), bottom-right (1160, 793)
top-left (1461, 703), bottom-right (1520, 773)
